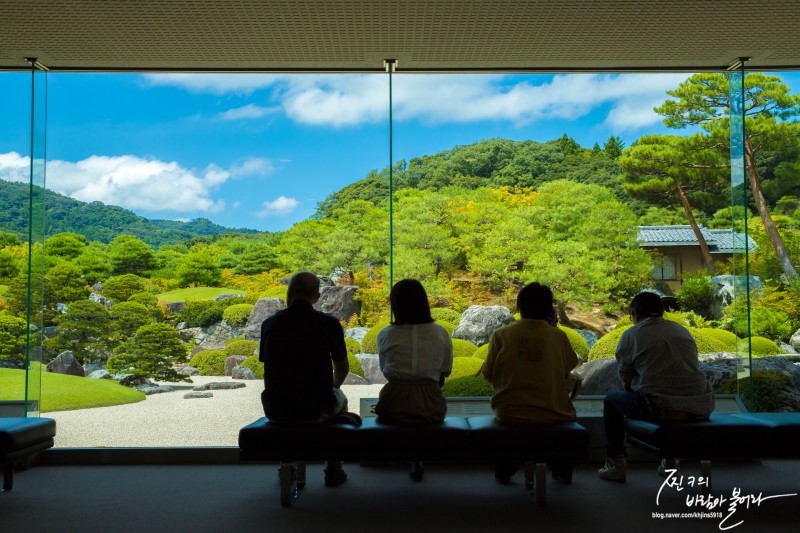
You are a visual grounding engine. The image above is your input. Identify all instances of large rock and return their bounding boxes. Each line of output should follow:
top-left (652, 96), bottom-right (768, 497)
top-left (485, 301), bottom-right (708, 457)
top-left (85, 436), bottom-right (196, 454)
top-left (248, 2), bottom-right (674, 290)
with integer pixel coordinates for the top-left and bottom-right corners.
top-left (224, 355), bottom-right (248, 376)
top-left (189, 346), bottom-right (207, 360)
top-left (214, 293), bottom-right (245, 302)
top-left (196, 321), bottom-right (244, 351)
top-left (166, 301), bottom-right (186, 315)
top-left (452, 306), bottom-right (515, 346)
top-left (179, 327), bottom-right (203, 343)
top-left (231, 366), bottom-right (258, 380)
top-left (575, 329), bottom-right (599, 349)
top-left (356, 354), bottom-right (387, 385)
top-left (83, 362), bottom-right (105, 375)
top-left (790, 329), bottom-right (800, 352)
top-left (88, 293), bottom-right (113, 309)
top-left (87, 369), bottom-right (112, 380)
top-left (778, 342), bottom-right (797, 355)
top-left (46, 351), bottom-right (84, 377)
top-left (179, 365), bottom-right (199, 376)
top-left (314, 285), bottom-right (361, 323)
top-left (343, 372), bottom-right (370, 385)
top-left (185, 392), bottom-right (213, 399)
top-left (709, 275), bottom-right (763, 318)
top-left (0, 358), bottom-right (25, 370)
top-left (345, 327), bottom-right (369, 344)
top-left (193, 381), bottom-right (247, 391)
top-left (136, 384), bottom-right (174, 395)
top-left (118, 375), bottom-right (153, 388)
top-left (573, 359), bottom-right (623, 395)
top-left (699, 353), bottom-right (800, 390)
top-left (244, 298), bottom-right (286, 341)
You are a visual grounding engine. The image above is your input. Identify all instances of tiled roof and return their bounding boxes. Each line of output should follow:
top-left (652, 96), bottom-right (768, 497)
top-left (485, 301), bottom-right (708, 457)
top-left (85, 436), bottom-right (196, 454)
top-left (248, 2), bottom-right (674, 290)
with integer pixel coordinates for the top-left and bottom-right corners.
top-left (638, 225), bottom-right (756, 253)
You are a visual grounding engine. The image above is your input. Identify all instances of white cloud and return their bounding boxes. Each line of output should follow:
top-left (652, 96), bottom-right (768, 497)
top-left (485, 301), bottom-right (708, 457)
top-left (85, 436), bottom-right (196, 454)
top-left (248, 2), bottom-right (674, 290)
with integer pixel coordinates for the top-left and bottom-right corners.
top-left (256, 196), bottom-right (298, 217)
top-left (143, 72), bottom-right (689, 131)
top-left (0, 152), bottom-right (29, 182)
top-left (218, 104), bottom-right (280, 120)
top-left (229, 157), bottom-right (275, 178)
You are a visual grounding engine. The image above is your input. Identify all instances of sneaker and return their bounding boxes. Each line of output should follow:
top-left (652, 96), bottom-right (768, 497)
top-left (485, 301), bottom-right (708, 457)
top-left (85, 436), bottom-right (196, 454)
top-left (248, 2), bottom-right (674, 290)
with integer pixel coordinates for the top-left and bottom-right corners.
top-left (324, 467), bottom-right (348, 487)
top-left (597, 455), bottom-right (627, 483)
top-left (658, 458), bottom-right (680, 477)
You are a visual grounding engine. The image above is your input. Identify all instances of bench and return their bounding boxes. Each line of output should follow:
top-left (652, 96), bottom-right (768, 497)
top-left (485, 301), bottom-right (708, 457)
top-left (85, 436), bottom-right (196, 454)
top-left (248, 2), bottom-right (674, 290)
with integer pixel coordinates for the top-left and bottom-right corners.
top-left (625, 412), bottom-right (800, 493)
top-left (0, 417), bottom-right (56, 491)
top-left (239, 416), bottom-right (589, 507)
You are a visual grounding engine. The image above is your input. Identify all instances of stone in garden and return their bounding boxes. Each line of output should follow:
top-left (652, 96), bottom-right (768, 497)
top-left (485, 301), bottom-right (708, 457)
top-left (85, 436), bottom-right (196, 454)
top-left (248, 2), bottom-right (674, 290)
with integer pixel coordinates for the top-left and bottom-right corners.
top-left (231, 366), bottom-right (258, 380)
top-left (197, 321), bottom-right (244, 351)
top-left (118, 374), bottom-right (153, 388)
top-left (193, 381), bottom-right (247, 391)
top-left (179, 327), bottom-right (202, 343)
top-left (83, 361), bottom-right (105, 375)
top-left (214, 293), bottom-right (245, 302)
top-left (179, 365), bottom-right (199, 376)
top-left (46, 351), bottom-right (84, 377)
top-left (166, 301), bottom-right (186, 314)
top-left (778, 342), bottom-right (797, 355)
top-left (136, 384), bottom-right (174, 395)
top-left (574, 329), bottom-right (599, 349)
top-left (56, 303), bottom-right (68, 314)
top-left (0, 359), bottom-right (25, 370)
top-left (189, 346), bottom-right (208, 360)
top-left (184, 392), bottom-right (213, 399)
top-left (790, 329), bottom-right (800, 351)
top-left (314, 285), bottom-right (361, 323)
top-left (87, 369), bottom-right (112, 379)
top-left (88, 293), bottom-right (113, 309)
top-left (224, 355), bottom-right (248, 376)
top-left (452, 305), bottom-right (515, 347)
top-left (92, 282), bottom-right (103, 293)
top-left (709, 275), bottom-right (763, 318)
top-left (244, 298), bottom-right (286, 341)
top-left (329, 268), bottom-right (353, 285)
top-left (345, 327), bottom-right (369, 344)
top-left (573, 358), bottom-right (623, 395)
top-left (343, 372), bottom-right (370, 385)
top-left (356, 354), bottom-right (387, 385)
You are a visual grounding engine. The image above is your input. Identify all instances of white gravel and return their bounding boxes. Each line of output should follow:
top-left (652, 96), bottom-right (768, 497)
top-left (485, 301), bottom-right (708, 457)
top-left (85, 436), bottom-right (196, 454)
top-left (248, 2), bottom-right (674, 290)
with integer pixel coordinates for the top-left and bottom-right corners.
top-left (47, 377), bottom-right (384, 447)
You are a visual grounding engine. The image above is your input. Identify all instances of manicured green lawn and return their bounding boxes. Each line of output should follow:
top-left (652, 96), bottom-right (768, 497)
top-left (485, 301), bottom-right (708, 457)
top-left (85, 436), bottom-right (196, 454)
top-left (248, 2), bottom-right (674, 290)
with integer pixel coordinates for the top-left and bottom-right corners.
top-left (157, 287), bottom-right (243, 303)
top-left (0, 368), bottom-right (145, 412)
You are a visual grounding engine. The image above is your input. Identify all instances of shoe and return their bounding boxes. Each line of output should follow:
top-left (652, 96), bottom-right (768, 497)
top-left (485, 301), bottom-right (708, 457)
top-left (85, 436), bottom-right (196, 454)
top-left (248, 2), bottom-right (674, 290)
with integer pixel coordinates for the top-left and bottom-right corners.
top-left (324, 467), bottom-right (348, 487)
top-left (494, 464), bottom-right (517, 484)
top-left (597, 455), bottom-right (627, 483)
top-left (658, 458), bottom-right (680, 477)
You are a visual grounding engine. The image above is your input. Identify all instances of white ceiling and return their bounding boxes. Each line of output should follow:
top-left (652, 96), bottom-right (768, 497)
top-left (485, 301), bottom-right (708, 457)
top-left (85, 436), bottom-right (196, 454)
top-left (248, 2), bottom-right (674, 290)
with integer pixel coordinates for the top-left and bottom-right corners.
top-left (2, 0), bottom-right (799, 72)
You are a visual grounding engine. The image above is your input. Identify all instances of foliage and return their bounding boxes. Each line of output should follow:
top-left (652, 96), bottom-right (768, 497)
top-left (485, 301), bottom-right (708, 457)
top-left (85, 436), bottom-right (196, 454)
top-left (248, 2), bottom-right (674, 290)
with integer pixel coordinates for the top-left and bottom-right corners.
top-left (175, 247), bottom-right (221, 287)
top-left (224, 339), bottom-right (258, 357)
top-left (737, 336), bottom-right (784, 357)
top-left (360, 320), bottom-right (389, 354)
top-left (0, 368), bottom-right (145, 412)
top-left (451, 338), bottom-right (479, 358)
top-left (341, 350), bottom-right (364, 378)
top-left (45, 232), bottom-right (88, 260)
top-left (176, 301), bottom-right (225, 328)
top-left (436, 320), bottom-right (455, 335)
top-left (260, 285), bottom-right (287, 300)
top-left (103, 274), bottom-right (149, 302)
top-left (344, 337), bottom-right (361, 355)
top-left (47, 300), bottom-right (112, 363)
top-left (685, 327), bottom-right (731, 354)
top-left (441, 375), bottom-right (493, 397)
top-left (430, 307), bottom-right (461, 325)
top-left (587, 327), bottom-right (629, 361)
top-left (472, 344), bottom-right (489, 361)
top-left (717, 370), bottom-right (792, 412)
top-left (190, 349), bottom-right (228, 376)
top-left (240, 355), bottom-right (264, 379)
top-left (109, 301), bottom-right (153, 342)
top-left (222, 303), bottom-right (254, 326)
top-left (558, 325), bottom-right (590, 358)
top-left (676, 272), bottom-right (716, 319)
top-left (107, 323), bottom-right (188, 382)
top-left (447, 357), bottom-right (485, 380)
top-left (108, 234), bottom-right (156, 276)
top-left (693, 328), bottom-right (738, 351)
top-left (723, 293), bottom-right (796, 341)
top-left (0, 313), bottom-right (27, 361)
top-left (158, 286), bottom-right (244, 303)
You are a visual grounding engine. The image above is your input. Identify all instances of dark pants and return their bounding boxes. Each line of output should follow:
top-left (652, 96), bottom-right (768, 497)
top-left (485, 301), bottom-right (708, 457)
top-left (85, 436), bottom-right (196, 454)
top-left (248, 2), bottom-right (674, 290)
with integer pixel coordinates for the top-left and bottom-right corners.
top-left (603, 390), bottom-right (653, 457)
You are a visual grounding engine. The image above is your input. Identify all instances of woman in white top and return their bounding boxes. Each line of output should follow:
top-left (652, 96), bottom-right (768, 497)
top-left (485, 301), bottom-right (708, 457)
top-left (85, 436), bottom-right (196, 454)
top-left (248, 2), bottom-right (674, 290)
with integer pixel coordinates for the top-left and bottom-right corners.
top-left (375, 279), bottom-right (453, 424)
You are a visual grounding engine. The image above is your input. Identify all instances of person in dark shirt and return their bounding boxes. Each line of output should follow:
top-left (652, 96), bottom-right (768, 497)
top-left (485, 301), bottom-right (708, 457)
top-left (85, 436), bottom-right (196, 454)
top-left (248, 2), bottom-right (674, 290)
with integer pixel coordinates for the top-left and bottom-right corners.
top-left (259, 271), bottom-right (350, 486)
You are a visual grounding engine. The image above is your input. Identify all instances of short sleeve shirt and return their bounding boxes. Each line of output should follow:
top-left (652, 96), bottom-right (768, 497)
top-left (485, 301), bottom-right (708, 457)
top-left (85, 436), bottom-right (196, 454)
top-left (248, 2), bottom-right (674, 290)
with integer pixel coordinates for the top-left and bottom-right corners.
top-left (377, 322), bottom-right (453, 382)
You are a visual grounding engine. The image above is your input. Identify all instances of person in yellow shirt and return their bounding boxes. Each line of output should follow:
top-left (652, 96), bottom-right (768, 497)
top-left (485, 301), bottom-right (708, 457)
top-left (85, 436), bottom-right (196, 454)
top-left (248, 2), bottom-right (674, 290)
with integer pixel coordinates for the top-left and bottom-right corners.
top-left (481, 281), bottom-right (579, 483)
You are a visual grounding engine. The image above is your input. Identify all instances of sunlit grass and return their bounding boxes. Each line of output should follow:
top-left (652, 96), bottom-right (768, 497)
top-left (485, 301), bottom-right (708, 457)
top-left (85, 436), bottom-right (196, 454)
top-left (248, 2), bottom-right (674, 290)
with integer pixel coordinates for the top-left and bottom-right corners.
top-left (0, 284), bottom-right (8, 303)
top-left (157, 287), bottom-right (243, 303)
top-left (0, 368), bottom-right (145, 412)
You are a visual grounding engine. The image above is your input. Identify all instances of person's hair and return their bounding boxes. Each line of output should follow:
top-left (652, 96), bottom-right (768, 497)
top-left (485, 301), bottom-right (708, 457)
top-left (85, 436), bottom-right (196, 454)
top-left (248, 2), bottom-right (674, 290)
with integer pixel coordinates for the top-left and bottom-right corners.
top-left (629, 291), bottom-right (664, 318)
top-left (390, 279), bottom-right (434, 325)
top-left (516, 282), bottom-right (554, 320)
top-left (288, 271), bottom-right (320, 302)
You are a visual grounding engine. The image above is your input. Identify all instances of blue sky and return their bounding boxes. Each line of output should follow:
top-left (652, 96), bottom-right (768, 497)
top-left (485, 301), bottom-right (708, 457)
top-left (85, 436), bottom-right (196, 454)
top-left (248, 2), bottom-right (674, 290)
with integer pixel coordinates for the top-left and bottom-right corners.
top-left (1, 71), bottom-right (799, 233)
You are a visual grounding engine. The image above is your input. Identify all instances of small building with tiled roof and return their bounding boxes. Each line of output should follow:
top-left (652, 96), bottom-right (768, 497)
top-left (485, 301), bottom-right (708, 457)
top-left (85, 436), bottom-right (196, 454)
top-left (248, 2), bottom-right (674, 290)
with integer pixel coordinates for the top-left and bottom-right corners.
top-left (638, 225), bottom-right (757, 290)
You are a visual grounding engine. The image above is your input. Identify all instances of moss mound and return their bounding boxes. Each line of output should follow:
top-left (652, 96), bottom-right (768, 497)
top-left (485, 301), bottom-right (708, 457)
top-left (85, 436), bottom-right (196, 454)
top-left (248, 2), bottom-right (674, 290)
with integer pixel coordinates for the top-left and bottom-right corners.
top-left (360, 320), bottom-right (390, 354)
top-left (694, 328), bottom-right (738, 352)
top-left (442, 375), bottom-right (493, 397)
top-left (224, 339), bottom-right (258, 357)
top-left (436, 320), bottom-right (455, 335)
top-left (240, 355), bottom-right (264, 379)
top-left (448, 357), bottom-right (484, 380)
top-left (430, 308), bottom-right (461, 325)
top-left (452, 338), bottom-right (479, 358)
top-left (259, 285), bottom-right (287, 300)
top-left (222, 303), bottom-right (254, 326)
top-left (472, 344), bottom-right (490, 361)
top-left (686, 327), bottom-right (730, 354)
top-left (587, 327), bottom-right (630, 361)
top-left (616, 311), bottom-right (689, 329)
top-left (717, 370), bottom-right (792, 411)
top-left (738, 336), bottom-right (784, 357)
top-left (191, 349), bottom-right (228, 376)
top-left (558, 325), bottom-right (590, 358)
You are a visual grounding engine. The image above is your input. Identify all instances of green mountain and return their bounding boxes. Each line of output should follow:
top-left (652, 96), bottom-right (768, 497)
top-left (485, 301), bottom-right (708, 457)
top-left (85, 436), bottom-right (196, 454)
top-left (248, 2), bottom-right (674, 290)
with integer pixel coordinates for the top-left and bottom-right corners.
top-left (0, 179), bottom-right (258, 247)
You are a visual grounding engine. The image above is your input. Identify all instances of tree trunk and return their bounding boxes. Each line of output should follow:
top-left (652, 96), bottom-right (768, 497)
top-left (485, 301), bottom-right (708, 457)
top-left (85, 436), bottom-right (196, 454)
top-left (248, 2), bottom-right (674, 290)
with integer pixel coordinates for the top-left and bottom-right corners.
top-left (744, 139), bottom-right (799, 280)
top-left (676, 185), bottom-right (716, 272)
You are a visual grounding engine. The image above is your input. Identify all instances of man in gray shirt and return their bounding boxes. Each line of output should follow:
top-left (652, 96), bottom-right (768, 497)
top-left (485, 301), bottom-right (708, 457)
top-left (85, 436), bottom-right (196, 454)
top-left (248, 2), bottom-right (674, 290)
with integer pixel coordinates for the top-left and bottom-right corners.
top-left (598, 291), bottom-right (714, 483)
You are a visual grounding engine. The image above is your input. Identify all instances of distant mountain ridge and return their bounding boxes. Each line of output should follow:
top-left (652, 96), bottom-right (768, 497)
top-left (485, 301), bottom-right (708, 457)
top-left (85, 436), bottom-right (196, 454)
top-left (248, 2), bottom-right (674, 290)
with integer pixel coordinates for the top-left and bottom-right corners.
top-left (0, 179), bottom-right (259, 247)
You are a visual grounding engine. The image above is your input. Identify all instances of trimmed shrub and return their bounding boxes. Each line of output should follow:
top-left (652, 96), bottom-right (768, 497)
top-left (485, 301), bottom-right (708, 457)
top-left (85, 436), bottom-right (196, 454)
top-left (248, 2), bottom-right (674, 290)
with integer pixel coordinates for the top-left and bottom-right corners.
top-left (738, 336), bottom-right (783, 357)
top-left (676, 274), bottom-right (715, 319)
top-left (558, 325), bottom-right (589, 358)
top-left (452, 338), bottom-right (479, 358)
top-left (128, 292), bottom-right (158, 308)
top-left (448, 357), bottom-right (484, 380)
top-left (430, 308), bottom-right (461, 325)
top-left (103, 274), bottom-right (149, 302)
top-left (615, 311), bottom-right (689, 329)
top-left (360, 320), bottom-right (390, 354)
top-left (177, 301), bottom-right (224, 328)
top-left (260, 285), bottom-right (287, 300)
top-left (442, 376), bottom-right (493, 397)
top-left (223, 303), bottom-right (254, 326)
top-left (587, 327), bottom-right (630, 361)
top-left (716, 370), bottom-right (791, 412)
top-left (191, 349), bottom-right (228, 376)
top-left (686, 327), bottom-right (730, 354)
top-left (224, 339), bottom-right (258, 357)
top-left (240, 355), bottom-right (264, 379)
top-left (436, 320), bottom-right (455, 335)
top-left (694, 328), bottom-right (737, 352)
top-left (343, 338), bottom-right (364, 377)
top-left (472, 344), bottom-right (489, 361)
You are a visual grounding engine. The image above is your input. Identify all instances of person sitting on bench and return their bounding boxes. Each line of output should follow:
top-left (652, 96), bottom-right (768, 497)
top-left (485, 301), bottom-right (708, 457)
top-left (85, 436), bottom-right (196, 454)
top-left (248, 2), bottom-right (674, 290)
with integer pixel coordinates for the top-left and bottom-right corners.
top-left (481, 281), bottom-right (580, 484)
top-left (259, 271), bottom-right (350, 487)
top-left (597, 291), bottom-right (715, 483)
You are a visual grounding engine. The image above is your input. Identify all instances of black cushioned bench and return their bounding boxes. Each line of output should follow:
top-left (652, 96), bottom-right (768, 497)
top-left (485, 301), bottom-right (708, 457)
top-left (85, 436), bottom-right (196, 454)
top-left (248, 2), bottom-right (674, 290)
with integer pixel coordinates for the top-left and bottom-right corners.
top-left (625, 412), bottom-right (800, 494)
top-left (239, 416), bottom-right (589, 507)
top-left (0, 417), bottom-right (56, 491)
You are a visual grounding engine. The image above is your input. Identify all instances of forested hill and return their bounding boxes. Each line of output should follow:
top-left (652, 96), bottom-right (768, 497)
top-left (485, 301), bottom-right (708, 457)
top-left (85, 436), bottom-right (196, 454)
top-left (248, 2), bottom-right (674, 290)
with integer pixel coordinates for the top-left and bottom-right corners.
top-left (0, 179), bottom-right (257, 247)
top-left (315, 136), bottom-right (628, 217)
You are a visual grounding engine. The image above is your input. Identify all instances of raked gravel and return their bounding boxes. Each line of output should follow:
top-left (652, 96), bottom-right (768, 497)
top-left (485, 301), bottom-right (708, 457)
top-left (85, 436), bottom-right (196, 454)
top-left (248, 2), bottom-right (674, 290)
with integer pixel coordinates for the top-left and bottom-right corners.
top-left (47, 376), bottom-right (384, 447)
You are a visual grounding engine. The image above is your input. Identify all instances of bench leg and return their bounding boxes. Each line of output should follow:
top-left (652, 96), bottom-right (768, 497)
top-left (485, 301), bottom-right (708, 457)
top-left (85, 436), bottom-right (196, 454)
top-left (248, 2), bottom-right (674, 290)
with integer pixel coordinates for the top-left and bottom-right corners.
top-left (524, 462), bottom-right (535, 489)
top-left (700, 460), bottom-right (711, 496)
top-left (3, 459), bottom-right (13, 491)
top-left (297, 462), bottom-right (307, 489)
top-left (279, 461), bottom-right (302, 507)
top-left (533, 463), bottom-right (547, 507)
